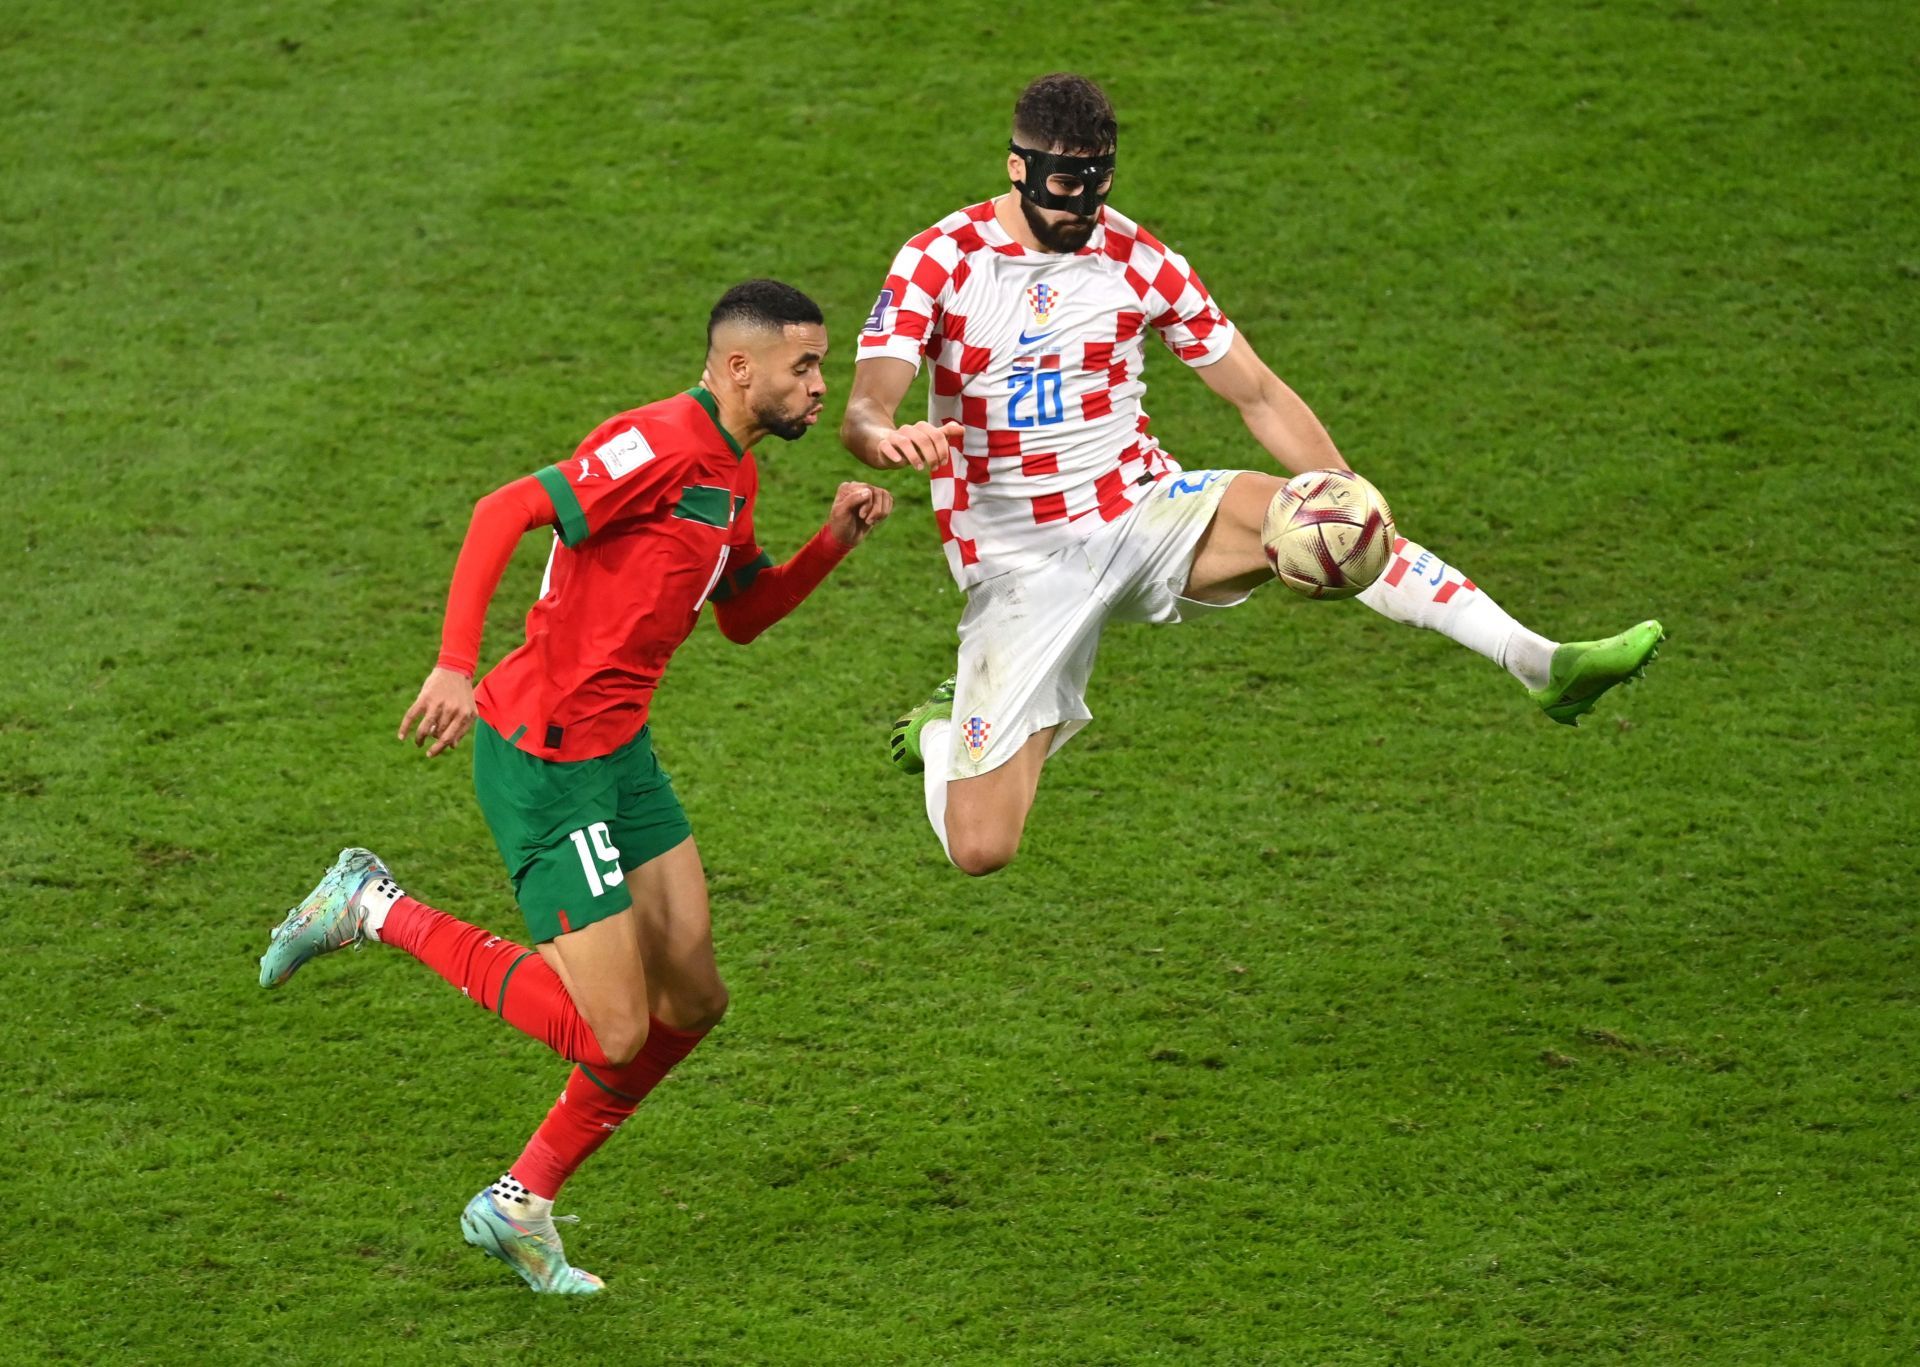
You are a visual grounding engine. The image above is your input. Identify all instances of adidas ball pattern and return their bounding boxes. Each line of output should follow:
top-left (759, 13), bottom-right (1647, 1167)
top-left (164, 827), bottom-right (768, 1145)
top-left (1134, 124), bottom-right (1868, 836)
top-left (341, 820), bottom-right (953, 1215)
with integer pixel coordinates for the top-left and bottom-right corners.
top-left (1261, 469), bottom-right (1396, 600)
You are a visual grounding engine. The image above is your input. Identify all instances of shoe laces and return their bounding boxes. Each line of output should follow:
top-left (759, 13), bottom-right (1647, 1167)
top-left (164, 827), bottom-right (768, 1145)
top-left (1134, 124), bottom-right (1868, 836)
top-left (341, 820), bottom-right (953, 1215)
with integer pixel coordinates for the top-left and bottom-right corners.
top-left (519, 1210), bottom-right (581, 1251)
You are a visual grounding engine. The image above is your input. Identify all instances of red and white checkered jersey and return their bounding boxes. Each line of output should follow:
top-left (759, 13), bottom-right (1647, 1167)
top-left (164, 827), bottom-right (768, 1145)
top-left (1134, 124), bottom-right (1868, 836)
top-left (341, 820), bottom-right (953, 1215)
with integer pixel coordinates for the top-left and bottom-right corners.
top-left (858, 200), bottom-right (1237, 588)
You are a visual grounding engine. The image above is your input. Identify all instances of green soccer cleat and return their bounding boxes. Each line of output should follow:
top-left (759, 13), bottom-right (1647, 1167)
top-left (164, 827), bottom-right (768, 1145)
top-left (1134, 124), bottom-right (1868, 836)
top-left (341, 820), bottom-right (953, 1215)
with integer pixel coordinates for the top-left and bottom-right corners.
top-left (257, 847), bottom-right (393, 988)
top-left (888, 675), bottom-right (956, 775)
top-left (460, 1189), bottom-right (605, 1295)
top-left (1529, 620), bottom-right (1666, 726)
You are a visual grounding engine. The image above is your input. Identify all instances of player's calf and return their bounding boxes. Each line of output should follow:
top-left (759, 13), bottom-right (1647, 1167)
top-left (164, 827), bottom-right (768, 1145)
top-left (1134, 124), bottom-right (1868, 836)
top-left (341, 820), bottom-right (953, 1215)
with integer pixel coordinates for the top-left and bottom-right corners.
top-left (510, 1018), bottom-right (714, 1203)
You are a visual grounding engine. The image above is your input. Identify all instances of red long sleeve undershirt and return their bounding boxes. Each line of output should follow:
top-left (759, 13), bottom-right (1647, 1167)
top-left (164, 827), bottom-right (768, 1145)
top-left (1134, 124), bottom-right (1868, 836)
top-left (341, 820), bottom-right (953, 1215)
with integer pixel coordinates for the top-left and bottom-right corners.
top-left (435, 476), bottom-right (554, 676)
top-left (434, 475), bottom-right (851, 675)
top-left (710, 525), bottom-right (850, 645)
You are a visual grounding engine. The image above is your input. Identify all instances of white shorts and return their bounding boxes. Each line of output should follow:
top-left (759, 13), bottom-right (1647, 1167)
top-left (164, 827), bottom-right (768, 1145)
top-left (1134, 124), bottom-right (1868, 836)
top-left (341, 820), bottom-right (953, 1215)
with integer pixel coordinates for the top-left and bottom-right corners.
top-left (947, 469), bottom-right (1255, 780)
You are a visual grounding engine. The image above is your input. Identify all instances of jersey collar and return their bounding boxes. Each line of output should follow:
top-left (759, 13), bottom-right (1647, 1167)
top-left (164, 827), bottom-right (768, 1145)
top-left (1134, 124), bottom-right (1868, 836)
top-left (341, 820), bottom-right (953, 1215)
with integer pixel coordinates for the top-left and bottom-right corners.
top-left (686, 386), bottom-right (748, 461)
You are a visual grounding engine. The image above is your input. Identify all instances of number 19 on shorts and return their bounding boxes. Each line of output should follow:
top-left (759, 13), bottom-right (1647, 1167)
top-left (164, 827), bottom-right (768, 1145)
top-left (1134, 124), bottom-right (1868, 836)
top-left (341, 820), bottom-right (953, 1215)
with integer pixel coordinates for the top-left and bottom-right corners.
top-left (568, 821), bottom-right (625, 897)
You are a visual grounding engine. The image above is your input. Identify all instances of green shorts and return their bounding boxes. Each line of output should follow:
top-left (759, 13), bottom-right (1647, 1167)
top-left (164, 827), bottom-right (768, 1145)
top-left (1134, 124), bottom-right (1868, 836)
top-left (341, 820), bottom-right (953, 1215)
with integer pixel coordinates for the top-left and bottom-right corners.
top-left (473, 719), bottom-right (693, 944)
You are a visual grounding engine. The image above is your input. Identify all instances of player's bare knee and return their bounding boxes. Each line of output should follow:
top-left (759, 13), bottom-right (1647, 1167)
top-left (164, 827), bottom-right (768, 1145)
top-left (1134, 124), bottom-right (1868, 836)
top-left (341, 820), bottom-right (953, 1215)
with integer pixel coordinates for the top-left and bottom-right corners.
top-left (685, 981), bottom-right (729, 1032)
top-left (952, 850), bottom-right (1012, 878)
top-left (947, 829), bottom-right (1019, 877)
top-left (660, 976), bottom-right (729, 1033)
top-left (594, 1012), bottom-right (650, 1067)
top-left (945, 807), bottom-right (1024, 875)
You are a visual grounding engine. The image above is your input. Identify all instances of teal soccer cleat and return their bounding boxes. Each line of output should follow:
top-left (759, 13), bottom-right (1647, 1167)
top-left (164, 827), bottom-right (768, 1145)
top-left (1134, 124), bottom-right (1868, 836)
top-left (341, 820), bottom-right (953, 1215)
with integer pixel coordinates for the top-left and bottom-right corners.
top-left (257, 847), bottom-right (393, 988)
top-left (460, 1189), bottom-right (605, 1295)
top-left (888, 675), bottom-right (956, 775)
top-left (1529, 620), bottom-right (1666, 726)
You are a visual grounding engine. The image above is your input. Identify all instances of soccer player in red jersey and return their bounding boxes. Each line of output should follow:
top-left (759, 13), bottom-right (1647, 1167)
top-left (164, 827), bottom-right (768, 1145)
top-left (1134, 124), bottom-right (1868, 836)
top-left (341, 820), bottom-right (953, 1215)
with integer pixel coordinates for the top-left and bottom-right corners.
top-left (843, 73), bottom-right (1664, 876)
top-left (259, 281), bottom-right (893, 1294)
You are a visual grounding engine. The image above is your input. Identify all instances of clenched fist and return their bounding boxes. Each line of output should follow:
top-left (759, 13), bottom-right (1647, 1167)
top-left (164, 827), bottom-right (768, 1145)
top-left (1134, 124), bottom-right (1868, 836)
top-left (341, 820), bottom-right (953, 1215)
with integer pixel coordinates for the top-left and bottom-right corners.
top-left (827, 482), bottom-right (896, 547)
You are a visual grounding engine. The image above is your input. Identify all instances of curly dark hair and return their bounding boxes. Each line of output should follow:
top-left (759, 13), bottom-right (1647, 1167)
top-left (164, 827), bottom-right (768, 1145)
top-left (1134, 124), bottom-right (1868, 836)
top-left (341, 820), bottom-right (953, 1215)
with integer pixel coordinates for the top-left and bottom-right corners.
top-left (706, 279), bottom-right (823, 345)
top-left (1012, 73), bottom-right (1117, 155)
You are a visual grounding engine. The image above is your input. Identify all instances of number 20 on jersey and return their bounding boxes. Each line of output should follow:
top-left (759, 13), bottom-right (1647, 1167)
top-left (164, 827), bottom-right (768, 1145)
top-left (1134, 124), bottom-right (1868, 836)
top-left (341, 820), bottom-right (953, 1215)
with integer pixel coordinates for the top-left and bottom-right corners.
top-left (1007, 361), bottom-right (1065, 429)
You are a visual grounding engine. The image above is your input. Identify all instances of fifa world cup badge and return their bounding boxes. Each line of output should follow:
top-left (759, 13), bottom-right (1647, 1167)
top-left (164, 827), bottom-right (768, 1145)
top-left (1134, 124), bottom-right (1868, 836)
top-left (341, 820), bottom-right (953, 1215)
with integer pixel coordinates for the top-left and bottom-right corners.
top-left (963, 715), bottom-right (992, 761)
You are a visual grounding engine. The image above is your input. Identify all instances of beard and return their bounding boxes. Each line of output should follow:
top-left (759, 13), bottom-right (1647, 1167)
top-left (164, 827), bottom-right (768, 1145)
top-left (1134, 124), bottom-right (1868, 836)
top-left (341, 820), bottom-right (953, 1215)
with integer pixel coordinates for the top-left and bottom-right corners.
top-left (1020, 194), bottom-right (1097, 253)
top-left (756, 396), bottom-right (817, 442)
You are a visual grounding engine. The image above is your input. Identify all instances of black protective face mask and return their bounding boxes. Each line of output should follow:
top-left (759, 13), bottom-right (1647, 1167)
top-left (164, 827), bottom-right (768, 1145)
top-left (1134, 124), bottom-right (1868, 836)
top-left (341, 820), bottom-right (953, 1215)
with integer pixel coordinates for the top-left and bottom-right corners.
top-left (1008, 141), bottom-right (1115, 218)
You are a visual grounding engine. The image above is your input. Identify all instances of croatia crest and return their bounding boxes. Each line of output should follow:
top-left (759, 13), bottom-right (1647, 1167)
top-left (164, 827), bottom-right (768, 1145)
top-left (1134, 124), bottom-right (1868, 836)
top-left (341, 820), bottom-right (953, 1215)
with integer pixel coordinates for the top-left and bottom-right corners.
top-left (1025, 282), bottom-right (1060, 327)
top-left (962, 715), bottom-right (992, 761)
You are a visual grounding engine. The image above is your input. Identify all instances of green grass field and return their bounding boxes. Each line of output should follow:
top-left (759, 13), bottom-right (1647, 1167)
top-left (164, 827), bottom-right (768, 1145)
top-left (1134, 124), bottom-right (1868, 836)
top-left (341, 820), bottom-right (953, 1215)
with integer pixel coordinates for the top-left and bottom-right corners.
top-left (4, 1), bottom-right (1916, 1361)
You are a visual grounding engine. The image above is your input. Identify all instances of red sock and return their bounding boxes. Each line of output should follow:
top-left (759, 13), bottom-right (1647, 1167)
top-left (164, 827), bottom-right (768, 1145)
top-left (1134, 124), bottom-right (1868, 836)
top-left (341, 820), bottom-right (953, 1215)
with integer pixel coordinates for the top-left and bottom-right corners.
top-left (511, 1017), bottom-right (708, 1198)
top-left (378, 895), bottom-right (610, 1068)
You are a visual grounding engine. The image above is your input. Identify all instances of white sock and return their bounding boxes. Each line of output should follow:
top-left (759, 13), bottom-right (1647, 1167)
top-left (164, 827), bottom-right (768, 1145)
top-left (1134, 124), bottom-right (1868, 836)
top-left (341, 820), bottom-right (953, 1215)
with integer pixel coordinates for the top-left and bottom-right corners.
top-left (1357, 537), bottom-right (1557, 690)
top-left (358, 873), bottom-right (405, 942)
top-left (490, 1172), bottom-right (555, 1227)
top-left (920, 718), bottom-right (956, 862)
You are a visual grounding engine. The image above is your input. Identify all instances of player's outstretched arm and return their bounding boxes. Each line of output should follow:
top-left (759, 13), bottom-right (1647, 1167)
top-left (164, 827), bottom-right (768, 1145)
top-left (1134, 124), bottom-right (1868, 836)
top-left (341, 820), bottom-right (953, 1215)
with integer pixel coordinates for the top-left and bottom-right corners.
top-left (840, 357), bottom-right (963, 473)
top-left (710, 483), bottom-right (894, 645)
top-left (398, 475), bottom-right (558, 758)
top-left (1197, 333), bottom-right (1350, 476)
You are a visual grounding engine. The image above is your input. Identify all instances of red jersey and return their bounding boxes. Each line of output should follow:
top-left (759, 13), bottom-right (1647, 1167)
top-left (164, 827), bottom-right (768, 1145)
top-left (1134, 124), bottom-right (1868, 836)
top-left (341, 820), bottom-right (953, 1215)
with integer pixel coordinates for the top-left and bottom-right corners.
top-left (475, 388), bottom-right (770, 761)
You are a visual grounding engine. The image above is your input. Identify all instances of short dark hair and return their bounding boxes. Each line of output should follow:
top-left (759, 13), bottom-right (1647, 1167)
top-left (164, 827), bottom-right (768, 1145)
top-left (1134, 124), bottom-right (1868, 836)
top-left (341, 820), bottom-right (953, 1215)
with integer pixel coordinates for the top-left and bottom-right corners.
top-left (707, 279), bottom-right (823, 347)
top-left (1012, 73), bottom-right (1117, 155)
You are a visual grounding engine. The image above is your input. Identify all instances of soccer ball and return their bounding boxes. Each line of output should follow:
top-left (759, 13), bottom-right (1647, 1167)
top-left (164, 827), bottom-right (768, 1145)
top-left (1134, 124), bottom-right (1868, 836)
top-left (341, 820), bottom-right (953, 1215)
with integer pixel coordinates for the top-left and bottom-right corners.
top-left (1261, 469), bottom-right (1396, 599)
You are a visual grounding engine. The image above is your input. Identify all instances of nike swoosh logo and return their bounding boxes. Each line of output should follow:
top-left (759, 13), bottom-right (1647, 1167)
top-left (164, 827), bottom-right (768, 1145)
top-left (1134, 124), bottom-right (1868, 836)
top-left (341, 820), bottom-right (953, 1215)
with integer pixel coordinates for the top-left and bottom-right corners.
top-left (1016, 329), bottom-right (1055, 347)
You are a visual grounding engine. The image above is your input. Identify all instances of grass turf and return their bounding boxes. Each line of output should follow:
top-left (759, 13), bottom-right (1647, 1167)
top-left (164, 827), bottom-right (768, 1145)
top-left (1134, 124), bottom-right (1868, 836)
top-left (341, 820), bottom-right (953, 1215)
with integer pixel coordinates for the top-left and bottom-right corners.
top-left (2, 0), bottom-right (1915, 1361)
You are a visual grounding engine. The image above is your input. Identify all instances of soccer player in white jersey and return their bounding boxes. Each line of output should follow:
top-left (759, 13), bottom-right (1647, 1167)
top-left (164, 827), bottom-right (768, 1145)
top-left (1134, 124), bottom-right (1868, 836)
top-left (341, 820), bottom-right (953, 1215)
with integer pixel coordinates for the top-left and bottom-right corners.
top-left (841, 73), bottom-right (1663, 877)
